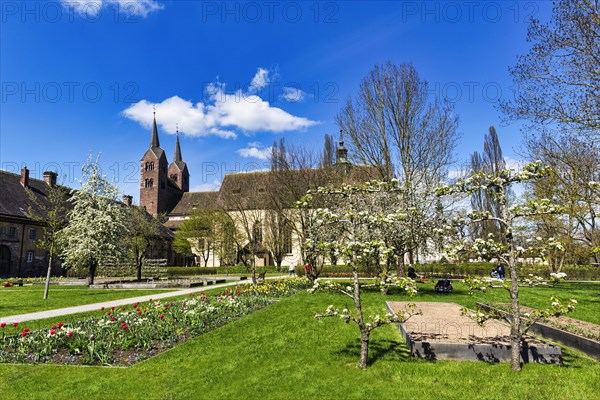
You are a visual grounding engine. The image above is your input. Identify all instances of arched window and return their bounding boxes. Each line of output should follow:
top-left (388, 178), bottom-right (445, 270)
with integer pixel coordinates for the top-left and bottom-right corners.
top-left (145, 178), bottom-right (154, 188)
top-left (145, 162), bottom-right (155, 171)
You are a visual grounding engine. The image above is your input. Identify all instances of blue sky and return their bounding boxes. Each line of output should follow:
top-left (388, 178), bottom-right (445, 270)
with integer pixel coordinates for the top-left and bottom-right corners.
top-left (0, 1), bottom-right (552, 202)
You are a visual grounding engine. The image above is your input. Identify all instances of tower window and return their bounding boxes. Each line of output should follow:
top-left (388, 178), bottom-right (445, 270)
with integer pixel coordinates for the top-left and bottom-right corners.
top-left (145, 178), bottom-right (154, 188)
top-left (170, 174), bottom-right (178, 182)
top-left (145, 162), bottom-right (155, 171)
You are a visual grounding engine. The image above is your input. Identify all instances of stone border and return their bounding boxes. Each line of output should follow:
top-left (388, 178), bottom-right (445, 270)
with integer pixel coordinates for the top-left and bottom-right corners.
top-left (477, 302), bottom-right (600, 360)
top-left (387, 302), bottom-right (562, 363)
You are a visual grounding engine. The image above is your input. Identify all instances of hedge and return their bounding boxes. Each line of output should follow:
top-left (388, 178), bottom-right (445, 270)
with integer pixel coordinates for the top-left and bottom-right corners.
top-left (64, 262), bottom-right (599, 280)
top-left (308, 262), bottom-right (599, 281)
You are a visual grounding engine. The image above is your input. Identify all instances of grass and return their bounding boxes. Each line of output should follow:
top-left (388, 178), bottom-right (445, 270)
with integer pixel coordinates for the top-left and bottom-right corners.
top-left (0, 286), bottom-right (175, 317)
top-left (0, 281), bottom-right (598, 399)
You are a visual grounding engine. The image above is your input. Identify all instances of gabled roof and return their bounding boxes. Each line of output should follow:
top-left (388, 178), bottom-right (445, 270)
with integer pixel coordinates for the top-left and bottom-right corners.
top-left (168, 192), bottom-right (219, 216)
top-left (215, 165), bottom-right (379, 211)
top-left (0, 170), bottom-right (72, 222)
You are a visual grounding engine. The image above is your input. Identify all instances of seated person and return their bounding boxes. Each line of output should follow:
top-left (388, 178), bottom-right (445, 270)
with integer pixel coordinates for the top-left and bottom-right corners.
top-left (435, 278), bottom-right (453, 293)
top-left (407, 266), bottom-right (417, 279)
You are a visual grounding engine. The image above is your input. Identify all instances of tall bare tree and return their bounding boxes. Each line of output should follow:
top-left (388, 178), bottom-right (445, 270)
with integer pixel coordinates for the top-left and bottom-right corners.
top-left (526, 134), bottom-right (599, 265)
top-left (337, 62), bottom-right (460, 263)
top-left (321, 133), bottom-right (335, 168)
top-left (470, 127), bottom-right (508, 240)
top-left (500, 0), bottom-right (600, 140)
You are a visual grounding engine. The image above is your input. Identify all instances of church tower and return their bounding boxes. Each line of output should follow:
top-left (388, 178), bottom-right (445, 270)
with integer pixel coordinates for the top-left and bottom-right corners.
top-left (335, 129), bottom-right (352, 175)
top-left (140, 112), bottom-right (170, 216)
top-left (168, 128), bottom-right (190, 192)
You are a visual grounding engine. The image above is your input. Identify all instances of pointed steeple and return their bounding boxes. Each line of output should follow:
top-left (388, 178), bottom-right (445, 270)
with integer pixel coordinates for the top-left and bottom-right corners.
top-left (336, 129), bottom-right (348, 162)
top-left (335, 129), bottom-right (351, 175)
top-left (174, 125), bottom-right (182, 162)
top-left (150, 108), bottom-right (160, 148)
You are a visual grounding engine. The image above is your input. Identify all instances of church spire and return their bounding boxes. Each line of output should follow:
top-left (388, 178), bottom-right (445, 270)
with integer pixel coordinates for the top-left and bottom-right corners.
top-left (150, 107), bottom-right (160, 148)
top-left (336, 129), bottom-right (348, 161)
top-left (174, 124), bottom-right (182, 162)
top-left (335, 129), bottom-right (351, 175)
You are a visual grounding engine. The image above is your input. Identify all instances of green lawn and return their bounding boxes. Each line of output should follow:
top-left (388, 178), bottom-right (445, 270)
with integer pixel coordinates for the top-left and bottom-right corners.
top-left (0, 285), bottom-right (174, 317)
top-left (0, 281), bottom-right (598, 399)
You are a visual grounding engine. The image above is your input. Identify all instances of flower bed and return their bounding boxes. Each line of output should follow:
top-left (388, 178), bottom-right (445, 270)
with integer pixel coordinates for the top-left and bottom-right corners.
top-left (0, 277), bottom-right (310, 366)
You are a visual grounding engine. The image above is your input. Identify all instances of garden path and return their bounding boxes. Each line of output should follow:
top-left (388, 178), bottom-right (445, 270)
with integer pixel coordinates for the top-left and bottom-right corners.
top-left (0, 276), bottom-right (286, 324)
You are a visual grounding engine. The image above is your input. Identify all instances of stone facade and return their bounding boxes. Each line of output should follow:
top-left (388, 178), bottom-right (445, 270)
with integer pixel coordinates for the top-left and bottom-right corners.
top-left (0, 169), bottom-right (63, 277)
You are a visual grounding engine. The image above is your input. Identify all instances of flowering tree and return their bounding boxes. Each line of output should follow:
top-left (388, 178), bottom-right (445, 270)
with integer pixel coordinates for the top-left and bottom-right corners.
top-left (436, 161), bottom-right (576, 371)
top-left (59, 156), bottom-right (129, 285)
top-left (26, 183), bottom-right (70, 299)
top-left (301, 181), bottom-right (419, 368)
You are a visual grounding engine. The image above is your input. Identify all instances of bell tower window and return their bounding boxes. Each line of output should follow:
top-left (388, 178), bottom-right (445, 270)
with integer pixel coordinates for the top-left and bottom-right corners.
top-left (145, 178), bottom-right (154, 188)
top-left (145, 162), bottom-right (155, 171)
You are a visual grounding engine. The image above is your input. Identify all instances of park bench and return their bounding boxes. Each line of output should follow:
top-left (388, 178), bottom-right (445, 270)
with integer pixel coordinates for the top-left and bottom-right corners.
top-left (145, 266), bottom-right (169, 281)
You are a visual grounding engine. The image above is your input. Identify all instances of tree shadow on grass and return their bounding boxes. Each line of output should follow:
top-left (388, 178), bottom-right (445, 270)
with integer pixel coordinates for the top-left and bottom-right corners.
top-left (335, 338), bottom-right (412, 366)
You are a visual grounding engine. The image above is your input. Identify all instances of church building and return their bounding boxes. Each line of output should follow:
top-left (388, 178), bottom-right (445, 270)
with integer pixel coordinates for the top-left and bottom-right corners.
top-left (139, 114), bottom-right (374, 268)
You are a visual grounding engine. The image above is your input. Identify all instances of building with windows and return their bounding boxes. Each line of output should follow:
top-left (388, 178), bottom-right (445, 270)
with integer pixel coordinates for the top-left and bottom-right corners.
top-left (141, 114), bottom-right (375, 267)
top-left (0, 168), bottom-right (64, 277)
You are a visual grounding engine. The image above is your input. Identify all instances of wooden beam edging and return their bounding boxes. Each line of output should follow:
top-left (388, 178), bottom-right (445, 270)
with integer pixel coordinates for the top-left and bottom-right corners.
top-left (476, 302), bottom-right (600, 360)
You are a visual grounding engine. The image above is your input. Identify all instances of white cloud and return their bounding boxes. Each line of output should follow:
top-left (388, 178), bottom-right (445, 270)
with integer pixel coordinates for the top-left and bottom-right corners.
top-left (62, 0), bottom-right (164, 17)
top-left (281, 86), bottom-right (306, 102)
top-left (248, 68), bottom-right (270, 93)
top-left (123, 69), bottom-right (318, 138)
top-left (237, 144), bottom-right (273, 161)
top-left (122, 97), bottom-right (237, 139)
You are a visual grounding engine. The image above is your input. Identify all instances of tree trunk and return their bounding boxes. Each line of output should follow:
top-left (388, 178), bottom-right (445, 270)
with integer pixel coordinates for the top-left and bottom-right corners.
top-left (379, 260), bottom-right (388, 295)
top-left (43, 245), bottom-right (53, 300)
top-left (509, 254), bottom-right (522, 371)
top-left (88, 258), bottom-right (97, 286)
top-left (352, 263), bottom-right (369, 368)
top-left (136, 250), bottom-right (143, 281)
top-left (396, 255), bottom-right (405, 276)
top-left (359, 328), bottom-right (370, 368)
